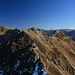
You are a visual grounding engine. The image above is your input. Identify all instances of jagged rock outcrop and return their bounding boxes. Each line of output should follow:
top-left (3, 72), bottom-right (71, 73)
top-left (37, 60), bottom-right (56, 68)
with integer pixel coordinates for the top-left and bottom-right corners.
top-left (0, 28), bottom-right (46, 75)
top-left (0, 28), bottom-right (21, 45)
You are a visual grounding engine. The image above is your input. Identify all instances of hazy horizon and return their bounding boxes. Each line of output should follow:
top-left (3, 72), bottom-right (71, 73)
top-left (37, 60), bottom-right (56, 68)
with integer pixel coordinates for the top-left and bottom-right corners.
top-left (0, 0), bottom-right (75, 29)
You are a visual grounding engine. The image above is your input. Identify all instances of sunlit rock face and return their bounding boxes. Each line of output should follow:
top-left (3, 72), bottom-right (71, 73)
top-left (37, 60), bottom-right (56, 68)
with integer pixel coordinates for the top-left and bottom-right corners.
top-left (0, 26), bottom-right (75, 75)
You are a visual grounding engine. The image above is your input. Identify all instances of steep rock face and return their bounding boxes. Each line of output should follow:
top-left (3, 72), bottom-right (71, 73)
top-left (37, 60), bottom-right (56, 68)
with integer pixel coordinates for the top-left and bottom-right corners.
top-left (25, 28), bottom-right (75, 75)
top-left (50, 30), bottom-right (75, 69)
top-left (0, 30), bottom-right (46, 75)
top-left (0, 26), bottom-right (75, 75)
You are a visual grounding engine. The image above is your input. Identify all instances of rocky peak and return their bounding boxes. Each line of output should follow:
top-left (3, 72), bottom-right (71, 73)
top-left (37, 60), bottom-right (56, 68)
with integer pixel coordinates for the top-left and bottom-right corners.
top-left (0, 26), bottom-right (13, 34)
top-left (0, 28), bottom-right (21, 46)
top-left (54, 30), bottom-right (66, 36)
top-left (30, 27), bottom-right (40, 31)
top-left (52, 30), bottom-right (67, 41)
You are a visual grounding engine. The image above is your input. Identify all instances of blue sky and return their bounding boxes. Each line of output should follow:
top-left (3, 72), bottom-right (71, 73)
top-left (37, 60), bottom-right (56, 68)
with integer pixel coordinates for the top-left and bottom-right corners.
top-left (0, 0), bottom-right (75, 29)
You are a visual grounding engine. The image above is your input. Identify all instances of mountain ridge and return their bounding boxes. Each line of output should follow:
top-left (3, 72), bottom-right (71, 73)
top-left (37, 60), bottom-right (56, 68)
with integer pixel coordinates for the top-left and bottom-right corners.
top-left (42, 29), bottom-right (75, 41)
top-left (0, 26), bottom-right (75, 75)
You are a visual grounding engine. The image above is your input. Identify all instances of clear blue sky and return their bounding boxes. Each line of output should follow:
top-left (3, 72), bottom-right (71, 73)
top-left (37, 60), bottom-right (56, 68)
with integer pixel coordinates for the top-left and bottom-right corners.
top-left (0, 0), bottom-right (75, 29)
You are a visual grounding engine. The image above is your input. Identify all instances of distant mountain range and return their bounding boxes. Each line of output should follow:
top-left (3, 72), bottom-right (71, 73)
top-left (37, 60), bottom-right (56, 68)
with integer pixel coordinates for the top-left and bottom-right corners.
top-left (42, 29), bottom-right (75, 41)
top-left (0, 26), bottom-right (75, 75)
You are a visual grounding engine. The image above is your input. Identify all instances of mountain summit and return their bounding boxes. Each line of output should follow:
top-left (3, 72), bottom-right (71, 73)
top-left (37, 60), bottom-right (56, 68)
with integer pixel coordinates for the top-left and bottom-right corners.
top-left (0, 26), bottom-right (75, 75)
top-left (0, 26), bottom-right (13, 35)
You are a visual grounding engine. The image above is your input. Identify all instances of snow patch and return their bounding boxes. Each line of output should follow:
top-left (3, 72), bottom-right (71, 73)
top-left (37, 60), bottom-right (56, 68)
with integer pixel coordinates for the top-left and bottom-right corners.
top-left (0, 70), bottom-right (3, 75)
top-left (33, 63), bottom-right (47, 75)
top-left (42, 69), bottom-right (47, 75)
top-left (14, 60), bottom-right (20, 70)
